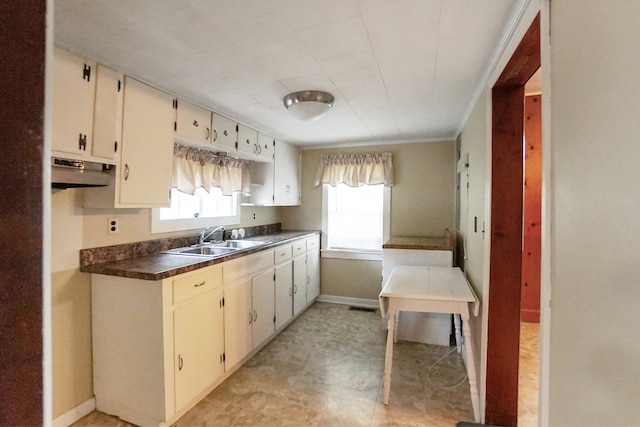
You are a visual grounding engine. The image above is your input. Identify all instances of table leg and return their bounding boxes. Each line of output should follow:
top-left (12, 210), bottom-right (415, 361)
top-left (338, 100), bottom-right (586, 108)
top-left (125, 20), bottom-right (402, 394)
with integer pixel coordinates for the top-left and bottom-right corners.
top-left (461, 310), bottom-right (480, 422)
top-left (454, 314), bottom-right (462, 353)
top-left (383, 308), bottom-right (396, 405)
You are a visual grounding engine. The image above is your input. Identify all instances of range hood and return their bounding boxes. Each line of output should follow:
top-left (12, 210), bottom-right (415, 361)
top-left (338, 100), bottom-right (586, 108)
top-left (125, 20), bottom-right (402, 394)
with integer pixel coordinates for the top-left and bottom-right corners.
top-left (51, 157), bottom-right (112, 189)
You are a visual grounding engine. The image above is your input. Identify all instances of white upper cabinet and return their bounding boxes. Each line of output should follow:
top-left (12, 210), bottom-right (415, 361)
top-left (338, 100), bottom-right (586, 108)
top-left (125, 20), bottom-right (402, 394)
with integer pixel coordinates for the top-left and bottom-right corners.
top-left (91, 64), bottom-right (123, 162)
top-left (256, 132), bottom-right (275, 161)
top-left (175, 98), bottom-right (212, 145)
top-left (211, 112), bottom-right (237, 151)
top-left (273, 140), bottom-right (301, 206)
top-left (52, 47), bottom-right (96, 159)
top-left (118, 77), bottom-right (175, 207)
top-left (236, 123), bottom-right (258, 157)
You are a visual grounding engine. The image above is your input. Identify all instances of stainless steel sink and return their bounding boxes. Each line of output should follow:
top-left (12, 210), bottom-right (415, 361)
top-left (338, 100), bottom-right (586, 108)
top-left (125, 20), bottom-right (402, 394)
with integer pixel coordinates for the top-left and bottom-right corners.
top-left (214, 240), bottom-right (266, 249)
top-left (162, 240), bottom-right (265, 257)
top-left (162, 246), bottom-right (238, 257)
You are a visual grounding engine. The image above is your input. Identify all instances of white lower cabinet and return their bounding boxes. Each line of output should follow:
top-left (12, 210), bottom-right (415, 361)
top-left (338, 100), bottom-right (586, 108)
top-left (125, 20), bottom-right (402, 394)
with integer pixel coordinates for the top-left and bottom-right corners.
top-left (91, 235), bottom-right (320, 426)
top-left (306, 248), bottom-right (320, 301)
top-left (293, 254), bottom-right (307, 316)
top-left (251, 269), bottom-right (276, 346)
top-left (92, 265), bottom-right (223, 427)
top-left (275, 260), bottom-right (293, 330)
top-left (174, 288), bottom-right (224, 410)
top-left (223, 278), bottom-right (253, 369)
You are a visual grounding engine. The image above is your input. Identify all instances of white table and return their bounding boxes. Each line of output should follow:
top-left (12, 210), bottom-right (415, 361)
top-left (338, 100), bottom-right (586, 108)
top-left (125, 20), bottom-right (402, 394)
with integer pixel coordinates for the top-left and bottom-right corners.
top-left (379, 266), bottom-right (480, 422)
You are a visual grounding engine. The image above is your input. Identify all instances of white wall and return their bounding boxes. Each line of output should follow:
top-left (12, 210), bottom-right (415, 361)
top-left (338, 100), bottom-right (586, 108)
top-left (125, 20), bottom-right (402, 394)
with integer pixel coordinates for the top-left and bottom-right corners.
top-left (545, 1), bottom-right (640, 424)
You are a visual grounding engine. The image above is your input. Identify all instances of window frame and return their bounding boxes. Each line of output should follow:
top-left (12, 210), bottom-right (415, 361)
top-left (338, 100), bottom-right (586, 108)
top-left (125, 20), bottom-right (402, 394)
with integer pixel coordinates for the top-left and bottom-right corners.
top-left (151, 189), bottom-right (241, 234)
top-left (321, 183), bottom-right (391, 261)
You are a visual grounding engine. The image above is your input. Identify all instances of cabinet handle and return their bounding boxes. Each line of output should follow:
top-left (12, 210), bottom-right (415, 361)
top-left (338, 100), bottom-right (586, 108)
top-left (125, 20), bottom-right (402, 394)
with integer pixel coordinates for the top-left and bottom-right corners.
top-left (113, 140), bottom-right (118, 153)
top-left (205, 127), bottom-right (211, 140)
top-left (253, 310), bottom-right (257, 322)
top-left (212, 129), bottom-right (218, 142)
top-left (194, 281), bottom-right (206, 287)
top-left (124, 164), bottom-right (129, 181)
top-left (289, 286), bottom-right (292, 297)
top-left (223, 130), bottom-right (228, 136)
top-left (249, 311), bottom-right (253, 324)
top-left (178, 354), bottom-right (183, 371)
top-left (258, 144), bottom-right (262, 154)
top-left (307, 276), bottom-right (310, 285)
top-left (294, 284), bottom-right (297, 294)
top-left (192, 119), bottom-right (199, 128)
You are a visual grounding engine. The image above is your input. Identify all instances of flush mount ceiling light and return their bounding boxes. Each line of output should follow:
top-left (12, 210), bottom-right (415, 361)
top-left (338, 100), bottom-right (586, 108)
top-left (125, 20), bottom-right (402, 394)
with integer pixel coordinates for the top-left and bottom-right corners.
top-left (283, 90), bottom-right (334, 121)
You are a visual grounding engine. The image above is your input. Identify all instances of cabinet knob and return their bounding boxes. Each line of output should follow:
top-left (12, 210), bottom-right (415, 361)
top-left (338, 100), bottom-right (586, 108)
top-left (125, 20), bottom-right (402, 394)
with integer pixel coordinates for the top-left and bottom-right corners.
top-left (192, 120), bottom-right (199, 128)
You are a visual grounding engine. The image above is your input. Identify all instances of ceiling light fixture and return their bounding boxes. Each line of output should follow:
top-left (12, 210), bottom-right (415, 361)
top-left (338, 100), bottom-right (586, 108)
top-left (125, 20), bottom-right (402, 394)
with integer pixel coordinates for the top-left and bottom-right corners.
top-left (283, 90), bottom-right (334, 121)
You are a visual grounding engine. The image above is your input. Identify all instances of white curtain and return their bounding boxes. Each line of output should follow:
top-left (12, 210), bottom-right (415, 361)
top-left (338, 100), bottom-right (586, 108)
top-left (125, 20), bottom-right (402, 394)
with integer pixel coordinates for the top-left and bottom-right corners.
top-left (314, 152), bottom-right (393, 187)
top-left (172, 144), bottom-right (251, 196)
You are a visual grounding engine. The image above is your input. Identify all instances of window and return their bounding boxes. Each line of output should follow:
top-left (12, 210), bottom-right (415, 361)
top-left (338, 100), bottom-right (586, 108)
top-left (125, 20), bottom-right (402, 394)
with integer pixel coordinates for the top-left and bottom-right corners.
top-left (151, 188), bottom-right (240, 233)
top-left (322, 183), bottom-right (390, 260)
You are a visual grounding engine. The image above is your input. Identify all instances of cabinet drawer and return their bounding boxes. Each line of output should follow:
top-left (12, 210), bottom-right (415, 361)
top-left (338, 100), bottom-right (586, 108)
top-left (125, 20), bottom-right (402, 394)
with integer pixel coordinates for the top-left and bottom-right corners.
top-left (292, 240), bottom-right (306, 257)
top-left (223, 250), bottom-right (274, 284)
top-left (306, 235), bottom-right (320, 251)
top-left (173, 267), bottom-right (222, 305)
top-left (274, 244), bottom-right (292, 264)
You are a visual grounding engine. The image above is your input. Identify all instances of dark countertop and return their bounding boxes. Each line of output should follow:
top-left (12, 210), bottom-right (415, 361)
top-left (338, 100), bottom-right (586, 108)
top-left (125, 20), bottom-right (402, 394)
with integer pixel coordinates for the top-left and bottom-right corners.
top-left (81, 231), bottom-right (319, 281)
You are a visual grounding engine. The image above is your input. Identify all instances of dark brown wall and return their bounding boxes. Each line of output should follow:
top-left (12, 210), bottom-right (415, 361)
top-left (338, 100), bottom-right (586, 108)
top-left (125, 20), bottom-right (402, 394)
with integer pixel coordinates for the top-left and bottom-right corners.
top-left (0, 1), bottom-right (46, 424)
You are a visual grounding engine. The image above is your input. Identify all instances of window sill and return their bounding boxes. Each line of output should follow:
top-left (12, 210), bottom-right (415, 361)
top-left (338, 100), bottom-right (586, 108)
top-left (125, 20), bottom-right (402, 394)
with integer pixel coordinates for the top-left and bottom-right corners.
top-left (321, 249), bottom-right (382, 261)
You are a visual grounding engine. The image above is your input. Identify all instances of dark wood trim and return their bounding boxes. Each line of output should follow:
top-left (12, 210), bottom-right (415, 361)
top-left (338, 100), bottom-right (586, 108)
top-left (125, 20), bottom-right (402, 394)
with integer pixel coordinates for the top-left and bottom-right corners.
top-left (0, 1), bottom-right (46, 425)
top-left (521, 95), bottom-right (542, 323)
top-left (485, 13), bottom-right (541, 427)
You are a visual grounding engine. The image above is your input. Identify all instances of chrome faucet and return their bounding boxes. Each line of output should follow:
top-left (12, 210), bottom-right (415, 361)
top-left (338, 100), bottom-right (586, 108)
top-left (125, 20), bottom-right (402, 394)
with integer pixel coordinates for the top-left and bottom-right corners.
top-left (198, 226), bottom-right (225, 244)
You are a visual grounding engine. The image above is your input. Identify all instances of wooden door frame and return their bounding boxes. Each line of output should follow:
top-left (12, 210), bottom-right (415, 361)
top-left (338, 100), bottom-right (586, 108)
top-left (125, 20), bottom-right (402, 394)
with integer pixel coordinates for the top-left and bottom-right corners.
top-left (485, 13), bottom-right (541, 426)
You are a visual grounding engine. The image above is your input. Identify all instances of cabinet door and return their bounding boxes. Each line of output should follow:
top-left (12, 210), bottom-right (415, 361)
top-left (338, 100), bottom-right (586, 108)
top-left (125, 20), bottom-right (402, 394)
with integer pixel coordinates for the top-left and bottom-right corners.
top-left (275, 261), bottom-right (293, 330)
top-left (174, 289), bottom-right (224, 411)
top-left (175, 99), bottom-right (212, 144)
top-left (119, 77), bottom-right (174, 206)
top-left (237, 123), bottom-right (258, 156)
top-left (256, 132), bottom-right (275, 161)
top-left (92, 64), bottom-right (123, 162)
top-left (52, 47), bottom-right (95, 158)
top-left (211, 112), bottom-right (237, 151)
top-left (252, 269), bottom-right (275, 347)
top-left (223, 278), bottom-right (253, 369)
top-left (293, 255), bottom-right (307, 316)
top-left (306, 249), bottom-right (320, 301)
top-left (243, 161), bottom-right (274, 206)
top-left (274, 140), bottom-right (301, 206)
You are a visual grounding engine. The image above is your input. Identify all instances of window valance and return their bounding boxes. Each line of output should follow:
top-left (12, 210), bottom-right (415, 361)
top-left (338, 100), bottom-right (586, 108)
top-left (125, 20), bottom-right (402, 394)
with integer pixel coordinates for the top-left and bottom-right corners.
top-left (314, 152), bottom-right (394, 187)
top-left (172, 143), bottom-right (251, 196)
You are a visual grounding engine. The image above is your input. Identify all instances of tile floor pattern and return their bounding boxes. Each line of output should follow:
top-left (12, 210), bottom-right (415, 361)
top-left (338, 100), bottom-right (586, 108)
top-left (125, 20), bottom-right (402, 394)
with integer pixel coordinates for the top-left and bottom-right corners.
top-left (73, 302), bottom-right (478, 426)
top-left (518, 321), bottom-right (540, 427)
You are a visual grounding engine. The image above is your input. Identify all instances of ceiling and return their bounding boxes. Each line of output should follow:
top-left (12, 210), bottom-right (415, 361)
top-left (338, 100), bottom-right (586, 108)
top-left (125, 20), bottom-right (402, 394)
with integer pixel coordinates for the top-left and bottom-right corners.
top-left (54, 0), bottom-right (523, 148)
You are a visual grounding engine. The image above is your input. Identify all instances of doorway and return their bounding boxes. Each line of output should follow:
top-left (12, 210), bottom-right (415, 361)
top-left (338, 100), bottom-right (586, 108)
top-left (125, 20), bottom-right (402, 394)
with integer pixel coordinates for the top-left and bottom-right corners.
top-left (484, 14), bottom-right (541, 427)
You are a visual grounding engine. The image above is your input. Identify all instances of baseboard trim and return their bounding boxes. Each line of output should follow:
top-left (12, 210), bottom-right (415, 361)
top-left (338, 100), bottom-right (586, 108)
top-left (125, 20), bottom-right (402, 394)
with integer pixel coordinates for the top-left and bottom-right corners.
top-left (52, 397), bottom-right (95, 427)
top-left (316, 294), bottom-right (379, 309)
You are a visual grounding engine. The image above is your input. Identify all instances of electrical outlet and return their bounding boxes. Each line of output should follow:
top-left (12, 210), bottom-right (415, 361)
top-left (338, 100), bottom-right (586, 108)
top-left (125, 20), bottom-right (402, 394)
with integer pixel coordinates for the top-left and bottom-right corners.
top-left (108, 217), bottom-right (119, 235)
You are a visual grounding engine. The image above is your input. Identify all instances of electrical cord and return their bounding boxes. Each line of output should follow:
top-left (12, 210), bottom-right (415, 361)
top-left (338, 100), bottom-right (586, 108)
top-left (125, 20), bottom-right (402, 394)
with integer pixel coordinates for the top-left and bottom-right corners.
top-left (426, 346), bottom-right (468, 390)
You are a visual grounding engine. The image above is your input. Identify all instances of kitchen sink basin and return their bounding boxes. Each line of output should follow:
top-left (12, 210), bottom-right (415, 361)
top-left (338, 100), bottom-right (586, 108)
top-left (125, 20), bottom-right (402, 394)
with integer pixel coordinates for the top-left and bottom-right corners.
top-left (162, 240), bottom-right (265, 257)
top-left (162, 246), bottom-right (238, 257)
top-left (214, 240), bottom-right (266, 249)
